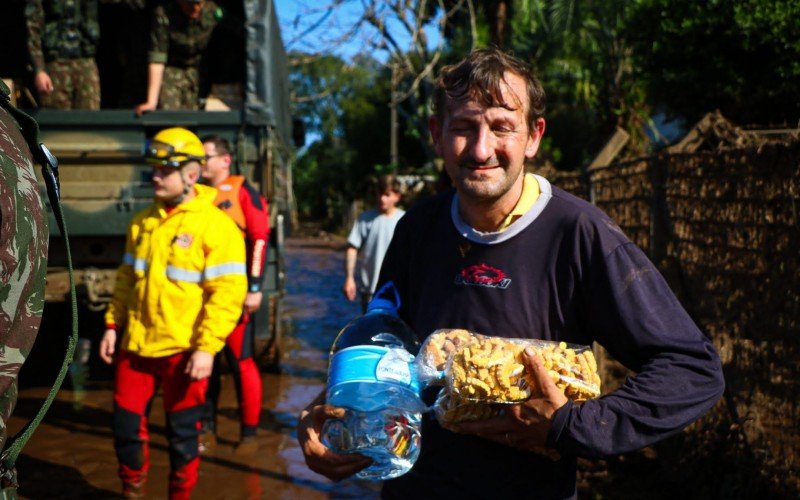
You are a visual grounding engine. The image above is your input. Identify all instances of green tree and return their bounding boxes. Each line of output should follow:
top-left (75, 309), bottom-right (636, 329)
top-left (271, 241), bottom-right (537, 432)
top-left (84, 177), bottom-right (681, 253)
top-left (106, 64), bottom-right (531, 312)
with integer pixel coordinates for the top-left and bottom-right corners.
top-left (290, 0), bottom-right (799, 178)
top-left (289, 52), bottom-right (427, 225)
top-left (626, 0), bottom-right (800, 125)
top-left (506, 0), bottom-right (649, 169)
top-left (289, 52), bottom-right (358, 139)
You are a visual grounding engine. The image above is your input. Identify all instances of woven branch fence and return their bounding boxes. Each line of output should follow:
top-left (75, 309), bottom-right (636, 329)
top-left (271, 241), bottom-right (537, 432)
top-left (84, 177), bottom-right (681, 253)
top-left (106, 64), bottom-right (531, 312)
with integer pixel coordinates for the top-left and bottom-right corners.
top-left (540, 138), bottom-right (800, 497)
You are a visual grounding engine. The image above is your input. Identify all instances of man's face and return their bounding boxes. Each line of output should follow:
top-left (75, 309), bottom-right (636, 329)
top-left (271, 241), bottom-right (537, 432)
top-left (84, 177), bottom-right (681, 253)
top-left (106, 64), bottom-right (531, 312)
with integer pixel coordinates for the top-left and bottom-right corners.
top-left (377, 188), bottom-right (401, 214)
top-left (152, 165), bottom-right (187, 202)
top-left (430, 72), bottom-right (545, 205)
top-left (202, 142), bottom-right (230, 186)
top-left (177, 0), bottom-right (204, 20)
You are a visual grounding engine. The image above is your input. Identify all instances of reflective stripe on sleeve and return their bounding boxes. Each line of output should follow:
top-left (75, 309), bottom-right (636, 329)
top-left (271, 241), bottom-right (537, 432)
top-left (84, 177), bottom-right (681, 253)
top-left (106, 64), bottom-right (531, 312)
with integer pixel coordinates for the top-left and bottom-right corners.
top-left (125, 253), bottom-right (149, 272)
top-left (204, 262), bottom-right (247, 280)
top-left (166, 265), bottom-right (203, 283)
top-left (165, 263), bottom-right (245, 283)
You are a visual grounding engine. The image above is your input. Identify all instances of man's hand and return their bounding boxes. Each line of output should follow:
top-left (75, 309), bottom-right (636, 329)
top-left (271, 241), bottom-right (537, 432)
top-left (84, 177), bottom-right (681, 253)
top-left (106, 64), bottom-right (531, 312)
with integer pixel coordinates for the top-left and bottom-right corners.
top-left (99, 329), bottom-right (117, 364)
top-left (34, 71), bottom-right (53, 96)
top-left (297, 403), bottom-right (372, 482)
top-left (453, 347), bottom-right (569, 453)
top-left (342, 277), bottom-right (357, 302)
top-left (185, 350), bottom-right (214, 380)
top-left (244, 291), bottom-right (263, 313)
top-left (135, 101), bottom-right (157, 116)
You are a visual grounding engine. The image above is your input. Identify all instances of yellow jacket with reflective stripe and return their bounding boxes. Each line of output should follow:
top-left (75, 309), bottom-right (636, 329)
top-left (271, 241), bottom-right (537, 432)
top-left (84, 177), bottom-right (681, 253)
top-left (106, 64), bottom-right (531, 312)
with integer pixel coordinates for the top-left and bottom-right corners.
top-left (105, 184), bottom-right (247, 357)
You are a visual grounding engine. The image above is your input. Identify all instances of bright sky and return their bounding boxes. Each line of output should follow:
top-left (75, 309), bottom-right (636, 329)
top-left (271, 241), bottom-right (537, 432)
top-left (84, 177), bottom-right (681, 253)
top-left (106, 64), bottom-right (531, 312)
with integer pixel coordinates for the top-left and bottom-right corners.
top-left (273, 0), bottom-right (442, 62)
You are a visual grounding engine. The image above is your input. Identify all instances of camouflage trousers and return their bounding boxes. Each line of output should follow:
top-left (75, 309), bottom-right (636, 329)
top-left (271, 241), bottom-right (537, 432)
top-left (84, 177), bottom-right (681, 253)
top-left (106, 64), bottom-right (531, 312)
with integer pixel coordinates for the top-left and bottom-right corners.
top-left (41, 58), bottom-right (100, 110)
top-left (159, 66), bottom-right (200, 110)
top-left (0, 107), bottom-right (49, 452)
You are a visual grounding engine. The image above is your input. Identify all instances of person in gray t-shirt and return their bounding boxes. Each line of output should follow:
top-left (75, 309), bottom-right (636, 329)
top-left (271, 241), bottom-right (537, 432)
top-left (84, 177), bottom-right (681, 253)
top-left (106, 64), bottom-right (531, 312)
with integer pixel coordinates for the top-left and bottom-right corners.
top-left (343, 175), bottom-right (405, 312)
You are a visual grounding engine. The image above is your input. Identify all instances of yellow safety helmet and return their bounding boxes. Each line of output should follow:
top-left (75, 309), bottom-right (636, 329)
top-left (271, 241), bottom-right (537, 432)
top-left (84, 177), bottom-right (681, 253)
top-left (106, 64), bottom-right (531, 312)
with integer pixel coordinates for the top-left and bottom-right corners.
top-left (144, 127), bottom-right (206, 168)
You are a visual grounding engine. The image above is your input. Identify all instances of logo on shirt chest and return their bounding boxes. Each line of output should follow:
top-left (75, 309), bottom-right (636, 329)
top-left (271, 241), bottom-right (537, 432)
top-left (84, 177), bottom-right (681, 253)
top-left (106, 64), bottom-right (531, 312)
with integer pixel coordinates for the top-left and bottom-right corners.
top-left (455, 264), bottom-right (511, 289)
top-left (173, 233), bottom-right (194, 249)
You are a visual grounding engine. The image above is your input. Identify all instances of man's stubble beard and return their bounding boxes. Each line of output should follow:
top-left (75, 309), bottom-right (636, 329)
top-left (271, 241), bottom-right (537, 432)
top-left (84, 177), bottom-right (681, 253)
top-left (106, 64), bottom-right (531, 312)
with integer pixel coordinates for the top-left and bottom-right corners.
top-left (452, 162), bottom-right (518, 204)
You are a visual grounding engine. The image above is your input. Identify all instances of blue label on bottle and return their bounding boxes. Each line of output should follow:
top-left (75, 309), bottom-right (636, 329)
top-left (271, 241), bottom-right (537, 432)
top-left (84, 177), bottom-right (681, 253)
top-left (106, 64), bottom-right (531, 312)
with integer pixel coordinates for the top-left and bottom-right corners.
top-left (328, 345), bottom-right (420, 394)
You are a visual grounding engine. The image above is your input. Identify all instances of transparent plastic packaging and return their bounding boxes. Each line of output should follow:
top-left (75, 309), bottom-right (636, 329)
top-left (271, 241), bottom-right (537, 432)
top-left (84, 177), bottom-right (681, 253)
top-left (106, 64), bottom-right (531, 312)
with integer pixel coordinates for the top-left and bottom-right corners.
top-left (415, 329), bottom-right (602, 428)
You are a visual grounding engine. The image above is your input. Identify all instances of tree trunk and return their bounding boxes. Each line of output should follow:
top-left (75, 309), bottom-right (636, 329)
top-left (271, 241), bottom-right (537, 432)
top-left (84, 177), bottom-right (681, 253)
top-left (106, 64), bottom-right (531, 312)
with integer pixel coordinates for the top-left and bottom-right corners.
top-left (484, 0), bottom-right (511, 48)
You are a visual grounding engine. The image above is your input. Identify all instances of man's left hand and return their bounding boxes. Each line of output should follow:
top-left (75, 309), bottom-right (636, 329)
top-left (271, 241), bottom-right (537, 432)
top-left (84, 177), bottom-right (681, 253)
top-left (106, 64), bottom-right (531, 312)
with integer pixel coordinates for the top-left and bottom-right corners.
top-left (186, 350), bottom-right (215, 380)
top-left (244, 291), bottom-right (263, 313)
top-left (453, 347), bottom-right (569, 453)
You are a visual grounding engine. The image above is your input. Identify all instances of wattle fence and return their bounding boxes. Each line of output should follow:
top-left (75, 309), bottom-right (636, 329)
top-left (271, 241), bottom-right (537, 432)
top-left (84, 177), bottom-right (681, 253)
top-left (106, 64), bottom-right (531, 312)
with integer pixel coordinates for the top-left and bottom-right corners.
top-left (542, 137), bottom-right (799, 497)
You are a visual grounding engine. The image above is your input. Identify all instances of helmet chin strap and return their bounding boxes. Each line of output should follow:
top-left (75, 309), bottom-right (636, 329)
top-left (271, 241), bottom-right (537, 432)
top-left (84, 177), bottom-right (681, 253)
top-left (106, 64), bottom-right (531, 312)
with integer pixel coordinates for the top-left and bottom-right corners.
top-left (163, 168), bottom-right (196, 206)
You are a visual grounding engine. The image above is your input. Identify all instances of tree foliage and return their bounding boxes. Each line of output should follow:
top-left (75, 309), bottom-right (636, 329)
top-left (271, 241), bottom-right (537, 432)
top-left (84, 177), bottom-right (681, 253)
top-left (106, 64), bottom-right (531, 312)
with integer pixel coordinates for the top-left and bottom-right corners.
top-left (285, 0), bottom-right (797, 225)
top-left (507, 1), bottom-right (650, 167)
top-left (289, 51), bottom-right (427, 223)
top-left (626, 0), bottom-right (800, 125)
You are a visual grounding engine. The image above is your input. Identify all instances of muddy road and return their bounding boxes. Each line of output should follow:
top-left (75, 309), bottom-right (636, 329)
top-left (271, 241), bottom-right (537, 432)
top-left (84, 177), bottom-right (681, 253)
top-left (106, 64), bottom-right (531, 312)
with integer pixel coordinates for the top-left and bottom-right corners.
top-left (10, 238), bottom-right (381, 499)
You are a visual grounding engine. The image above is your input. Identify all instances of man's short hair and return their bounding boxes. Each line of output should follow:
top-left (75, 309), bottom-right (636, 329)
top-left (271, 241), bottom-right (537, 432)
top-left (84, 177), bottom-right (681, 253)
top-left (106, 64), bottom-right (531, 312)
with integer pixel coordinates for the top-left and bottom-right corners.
top-left (201, 134), bottom-right (232, 157)
top-left (377, 174), bottom-right (402, 195)
top-left (432, 48), bottom-right (546, 131)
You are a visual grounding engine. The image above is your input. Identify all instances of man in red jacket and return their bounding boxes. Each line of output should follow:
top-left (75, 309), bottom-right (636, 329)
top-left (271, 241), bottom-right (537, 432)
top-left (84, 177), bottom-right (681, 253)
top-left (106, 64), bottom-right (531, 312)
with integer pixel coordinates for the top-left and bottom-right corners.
top-left (199, 135), bottom-right (270, 455)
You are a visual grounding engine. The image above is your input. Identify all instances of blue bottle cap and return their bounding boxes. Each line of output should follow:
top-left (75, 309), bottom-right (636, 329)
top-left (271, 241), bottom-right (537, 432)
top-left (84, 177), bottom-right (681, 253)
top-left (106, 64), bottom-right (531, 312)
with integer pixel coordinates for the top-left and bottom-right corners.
top-left (367, 281), bottom-right (401, 314)
top-left (367, 297), bottom-right (395, 313)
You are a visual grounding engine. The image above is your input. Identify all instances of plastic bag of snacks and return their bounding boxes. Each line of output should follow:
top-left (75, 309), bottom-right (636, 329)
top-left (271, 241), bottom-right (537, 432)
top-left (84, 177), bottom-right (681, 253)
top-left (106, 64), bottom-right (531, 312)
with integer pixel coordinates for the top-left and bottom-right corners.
top-left (416, 329), bottom-right (475, 386)
top-left (416, 329), bottom-right (601, 427)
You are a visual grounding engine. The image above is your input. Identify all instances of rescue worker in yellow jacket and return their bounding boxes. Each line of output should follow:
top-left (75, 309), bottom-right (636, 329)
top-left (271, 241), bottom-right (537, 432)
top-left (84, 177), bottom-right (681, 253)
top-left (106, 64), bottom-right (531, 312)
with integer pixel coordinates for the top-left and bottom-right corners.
top-left (99, 127), bottom-right (246, 499)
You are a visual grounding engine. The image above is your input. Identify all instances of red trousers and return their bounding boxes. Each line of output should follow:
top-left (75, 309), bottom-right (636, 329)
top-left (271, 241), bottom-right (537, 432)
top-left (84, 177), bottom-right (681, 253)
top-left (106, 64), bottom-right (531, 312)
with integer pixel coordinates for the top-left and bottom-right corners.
top-left (113, 350), bottom-right (208, 499)
top-left (204, 312), bottom-right (263, 434)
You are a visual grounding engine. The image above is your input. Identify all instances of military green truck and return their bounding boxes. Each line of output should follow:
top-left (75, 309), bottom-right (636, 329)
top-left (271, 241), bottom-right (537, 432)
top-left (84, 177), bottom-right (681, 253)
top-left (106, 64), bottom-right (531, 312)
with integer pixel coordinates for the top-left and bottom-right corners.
top-left (14, 0), bottom-right (299, 377)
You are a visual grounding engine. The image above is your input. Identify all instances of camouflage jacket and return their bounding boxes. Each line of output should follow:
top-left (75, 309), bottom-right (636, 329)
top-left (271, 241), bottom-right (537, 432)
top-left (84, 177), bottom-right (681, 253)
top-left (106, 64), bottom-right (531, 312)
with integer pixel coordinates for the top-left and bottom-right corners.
top-left (0, 81), bottom-right (49, 451)
top-left (149, 0), bottom-right (221, 69)
top-left (25, 0), bottom-right (100, 72)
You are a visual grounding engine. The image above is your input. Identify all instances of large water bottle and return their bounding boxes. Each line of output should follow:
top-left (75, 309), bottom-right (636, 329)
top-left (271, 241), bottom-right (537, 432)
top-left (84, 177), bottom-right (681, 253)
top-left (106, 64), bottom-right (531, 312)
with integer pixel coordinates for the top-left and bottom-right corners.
top-left (322, 282), bottom-right (424, 480)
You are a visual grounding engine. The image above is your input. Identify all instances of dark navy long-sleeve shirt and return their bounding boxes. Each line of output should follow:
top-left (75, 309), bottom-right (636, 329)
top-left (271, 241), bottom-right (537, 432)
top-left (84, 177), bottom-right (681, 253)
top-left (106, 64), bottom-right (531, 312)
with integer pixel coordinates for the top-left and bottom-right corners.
top-left (378, 176), bottom-right (724, 499)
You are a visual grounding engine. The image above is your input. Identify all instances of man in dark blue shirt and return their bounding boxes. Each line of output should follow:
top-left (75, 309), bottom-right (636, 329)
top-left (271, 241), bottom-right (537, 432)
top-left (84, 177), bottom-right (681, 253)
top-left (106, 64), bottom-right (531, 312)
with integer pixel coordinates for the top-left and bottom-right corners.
top-left (297, 48), bottom-right (725, 498)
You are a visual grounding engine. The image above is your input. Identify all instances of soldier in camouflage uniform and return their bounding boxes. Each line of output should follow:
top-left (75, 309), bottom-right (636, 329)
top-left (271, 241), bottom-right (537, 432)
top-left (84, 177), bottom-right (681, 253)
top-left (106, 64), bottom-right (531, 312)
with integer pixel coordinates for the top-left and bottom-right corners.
top-left (135, 0), bottom-right (221, 114)
top-left (105, 0), bottom-right (150, 108)
top-left (0, 80), bottom-right (48, 487)
top-left (25, 0), bottom-right (101, 110)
